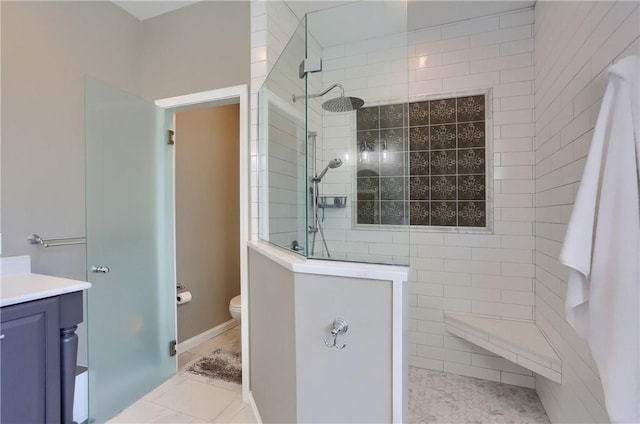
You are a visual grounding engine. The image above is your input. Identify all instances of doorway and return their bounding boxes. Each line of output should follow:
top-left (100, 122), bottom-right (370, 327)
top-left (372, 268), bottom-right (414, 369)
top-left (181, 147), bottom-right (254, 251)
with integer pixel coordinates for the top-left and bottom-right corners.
top-left (174, 104), bottom-right (240, 345)
top-left (155, 85), bottom-right (250, 402)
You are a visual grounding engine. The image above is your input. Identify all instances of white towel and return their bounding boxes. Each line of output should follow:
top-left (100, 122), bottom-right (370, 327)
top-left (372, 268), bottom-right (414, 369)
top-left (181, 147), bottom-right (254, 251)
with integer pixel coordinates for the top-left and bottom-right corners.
top-left (560, 55), bottom-right (640, 424)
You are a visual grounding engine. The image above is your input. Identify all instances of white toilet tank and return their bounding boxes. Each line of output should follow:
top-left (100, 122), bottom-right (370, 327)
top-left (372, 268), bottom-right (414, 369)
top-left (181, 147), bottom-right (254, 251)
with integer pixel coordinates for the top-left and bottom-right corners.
top-left (229, 295), bottom-right (241, 320)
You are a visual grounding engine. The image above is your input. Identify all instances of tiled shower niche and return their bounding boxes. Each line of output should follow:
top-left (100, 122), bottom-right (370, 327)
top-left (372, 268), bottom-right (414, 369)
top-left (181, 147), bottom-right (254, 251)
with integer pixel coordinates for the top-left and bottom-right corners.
top-left (356, 94), bottom-right (487, 227)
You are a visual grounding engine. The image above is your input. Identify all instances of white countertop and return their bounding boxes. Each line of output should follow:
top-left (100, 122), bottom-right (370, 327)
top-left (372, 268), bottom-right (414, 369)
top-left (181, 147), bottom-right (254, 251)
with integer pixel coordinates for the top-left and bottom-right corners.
top-left (0, 273), bottom-right (91, 307)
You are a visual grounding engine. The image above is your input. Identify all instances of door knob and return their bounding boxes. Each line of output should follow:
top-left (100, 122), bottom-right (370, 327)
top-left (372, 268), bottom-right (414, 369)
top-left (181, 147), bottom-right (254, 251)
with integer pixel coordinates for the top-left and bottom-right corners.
top-left (91, 266), bottom-right (110, 273)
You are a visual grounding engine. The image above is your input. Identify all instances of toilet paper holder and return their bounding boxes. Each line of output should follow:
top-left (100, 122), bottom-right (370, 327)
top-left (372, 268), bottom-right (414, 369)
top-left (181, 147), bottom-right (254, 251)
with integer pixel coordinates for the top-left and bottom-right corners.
top-left (324, 318), bottom-right (348, 349)
top-left (176, 291), bottom-right (192, 305)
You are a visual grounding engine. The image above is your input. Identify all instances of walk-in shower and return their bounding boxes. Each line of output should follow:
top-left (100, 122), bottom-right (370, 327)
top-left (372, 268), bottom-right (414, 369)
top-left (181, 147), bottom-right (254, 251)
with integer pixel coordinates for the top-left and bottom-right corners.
top-left (258, 3), bottom-right (412, 264)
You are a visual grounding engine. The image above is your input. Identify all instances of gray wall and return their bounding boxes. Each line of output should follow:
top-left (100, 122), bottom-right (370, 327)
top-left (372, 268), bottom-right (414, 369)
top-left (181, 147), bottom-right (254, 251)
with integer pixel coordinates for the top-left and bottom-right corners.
top-left (295, 273), bottom-right (392, 423)
top-left (248, 248), bottom-right (297, 424)
top-left (1, 0), bottom-right (249, 362)
top-left (1, 1), bottom-right (249, 265)
top-left (249, 246), bottom-right (395, 423)
top-left (1, 1), bottom-right (141, 278)
top-left (176, 104), bottom-right (241, 343)
top-left (139, 1), bottom-right (250, 100)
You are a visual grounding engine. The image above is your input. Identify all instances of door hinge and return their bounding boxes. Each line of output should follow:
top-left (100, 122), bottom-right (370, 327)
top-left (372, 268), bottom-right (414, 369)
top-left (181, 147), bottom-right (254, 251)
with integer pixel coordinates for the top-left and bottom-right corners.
top-left (168, 129), bottom-right (175, 145)
top-left (169, 340), bottom-right (177, 357)
top-left (299, 57), bottom-right (322, 79)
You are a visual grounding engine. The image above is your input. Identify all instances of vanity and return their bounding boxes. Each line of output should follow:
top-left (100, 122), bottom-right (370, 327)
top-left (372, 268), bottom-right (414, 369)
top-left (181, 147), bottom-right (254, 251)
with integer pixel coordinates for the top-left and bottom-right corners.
top-left (1, 263), bottom-right (90, 424)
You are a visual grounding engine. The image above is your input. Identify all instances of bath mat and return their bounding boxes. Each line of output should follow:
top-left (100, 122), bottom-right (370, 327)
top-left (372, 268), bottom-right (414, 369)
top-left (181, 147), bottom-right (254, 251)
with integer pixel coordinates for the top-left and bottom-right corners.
top-left (186, 349), bottom-right (242, 385)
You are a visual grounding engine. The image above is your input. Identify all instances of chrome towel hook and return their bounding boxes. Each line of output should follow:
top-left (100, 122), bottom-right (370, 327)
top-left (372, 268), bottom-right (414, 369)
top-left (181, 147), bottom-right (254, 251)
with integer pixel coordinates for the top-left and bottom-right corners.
top-left (324, 318), bottom-right (348, 349)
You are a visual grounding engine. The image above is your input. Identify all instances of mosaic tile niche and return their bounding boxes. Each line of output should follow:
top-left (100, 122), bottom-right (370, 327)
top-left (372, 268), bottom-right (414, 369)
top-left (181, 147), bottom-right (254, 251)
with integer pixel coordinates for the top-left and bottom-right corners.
top-left (356, 94), bottom-right (487, 227)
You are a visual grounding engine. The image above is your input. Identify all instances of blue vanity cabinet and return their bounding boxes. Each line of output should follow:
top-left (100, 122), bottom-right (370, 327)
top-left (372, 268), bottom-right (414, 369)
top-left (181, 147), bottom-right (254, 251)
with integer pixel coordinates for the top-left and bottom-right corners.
top-left (0, 292), bottom-right (83, 424)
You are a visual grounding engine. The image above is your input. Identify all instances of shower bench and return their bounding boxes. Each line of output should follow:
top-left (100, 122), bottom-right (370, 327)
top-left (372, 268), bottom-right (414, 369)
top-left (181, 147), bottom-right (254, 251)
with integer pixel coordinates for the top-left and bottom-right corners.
top-left (444, 312), bottom-right (562, 384)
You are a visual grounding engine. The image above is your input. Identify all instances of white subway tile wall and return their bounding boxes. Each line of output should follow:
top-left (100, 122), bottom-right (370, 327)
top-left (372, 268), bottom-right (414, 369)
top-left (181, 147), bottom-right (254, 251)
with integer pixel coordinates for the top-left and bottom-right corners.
top-left (534, 2), bottom-right (638, 423)
top-left (316, 7), bottom-right (537, 383)
top-left (253, 0), bottom-right (331, 255)
top-left (250, 0), bottom-right (269, 240)
top-left (252, 1), bottom-right (308, 251)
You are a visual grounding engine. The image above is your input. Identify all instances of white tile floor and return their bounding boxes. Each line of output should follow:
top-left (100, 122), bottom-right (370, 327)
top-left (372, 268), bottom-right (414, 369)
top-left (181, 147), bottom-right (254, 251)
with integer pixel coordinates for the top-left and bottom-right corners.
top-left (109, 326), bottom-right (551, 424)
top-left (108, 326), bottom-right (256, 424)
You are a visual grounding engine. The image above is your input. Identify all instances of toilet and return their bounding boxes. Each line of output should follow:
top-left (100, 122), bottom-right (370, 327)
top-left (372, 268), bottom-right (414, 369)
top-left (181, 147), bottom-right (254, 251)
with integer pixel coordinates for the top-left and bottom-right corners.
top-left (229, 295), bottom-right (241, 320)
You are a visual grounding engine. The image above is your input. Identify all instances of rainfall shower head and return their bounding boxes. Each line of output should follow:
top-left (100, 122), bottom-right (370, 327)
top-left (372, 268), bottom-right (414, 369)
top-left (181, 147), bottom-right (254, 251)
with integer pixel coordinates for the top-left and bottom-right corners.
top-left (315, 158), bottom-right (343, 182)
top-left (322, 95), bottom-right (365, 112)
top-left (292, 83), bottom-right (365, 112)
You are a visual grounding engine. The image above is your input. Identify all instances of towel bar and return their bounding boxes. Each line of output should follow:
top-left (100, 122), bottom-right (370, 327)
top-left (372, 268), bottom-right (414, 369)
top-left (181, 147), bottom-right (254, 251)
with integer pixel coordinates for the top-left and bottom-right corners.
top-left (27, 234), bottom-right (86, 248)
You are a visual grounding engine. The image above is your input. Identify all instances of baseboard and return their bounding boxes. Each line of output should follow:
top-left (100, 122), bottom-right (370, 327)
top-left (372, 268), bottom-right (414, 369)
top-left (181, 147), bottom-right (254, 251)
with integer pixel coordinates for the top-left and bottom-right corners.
top-left (247, 391), bottom-right (263, 424)
top-left (176, 319), bottom-right (239, 354)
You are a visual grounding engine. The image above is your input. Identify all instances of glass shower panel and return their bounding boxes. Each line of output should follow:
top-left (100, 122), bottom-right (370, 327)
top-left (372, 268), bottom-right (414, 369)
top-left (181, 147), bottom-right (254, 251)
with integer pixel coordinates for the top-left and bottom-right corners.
top-left (85, 77), bottom-right (176, 423)
top-left (258, 18), bottom-right (308, 255)
top-left (306, 2), bottom-right (410, 264)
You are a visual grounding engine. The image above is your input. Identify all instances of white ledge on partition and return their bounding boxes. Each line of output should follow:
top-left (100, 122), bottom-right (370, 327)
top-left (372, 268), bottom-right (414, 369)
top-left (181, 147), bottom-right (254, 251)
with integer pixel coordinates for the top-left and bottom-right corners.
top-left (247, 240), bottom-right (409, 283)
top-left (444, 312), bottom-right (562, 384)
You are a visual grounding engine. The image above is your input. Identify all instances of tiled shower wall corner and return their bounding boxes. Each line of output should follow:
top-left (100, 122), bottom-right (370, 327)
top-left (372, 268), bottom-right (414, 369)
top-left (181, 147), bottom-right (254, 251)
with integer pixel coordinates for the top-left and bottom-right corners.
top-left (250, 0), bottom-right (268, 241)
top-left (319, 8), bottom-right (538, 387)
top-left (534, 2), bottom-right (639, 423)
top-left (250, 0), bottom-right (299, 244)
top-left (253, 0), bottom-right (326, 252)
top-left (259, 22), bottom-right (306, 250)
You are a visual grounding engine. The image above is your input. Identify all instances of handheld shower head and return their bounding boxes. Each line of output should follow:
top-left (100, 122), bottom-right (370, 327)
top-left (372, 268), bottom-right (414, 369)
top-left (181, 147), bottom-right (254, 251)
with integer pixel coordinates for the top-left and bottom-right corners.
top-left (328, 158), bottom-right (343, 169)
top-left (314, 158), bottom-right (343, 182)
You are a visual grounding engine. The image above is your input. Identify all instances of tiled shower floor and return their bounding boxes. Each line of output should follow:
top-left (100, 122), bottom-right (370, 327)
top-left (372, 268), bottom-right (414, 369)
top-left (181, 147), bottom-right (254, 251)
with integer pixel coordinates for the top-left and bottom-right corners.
top-left (108, 327), bottom-right (550, 423)
top-left (409, 366), bottom-right (551, 424)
